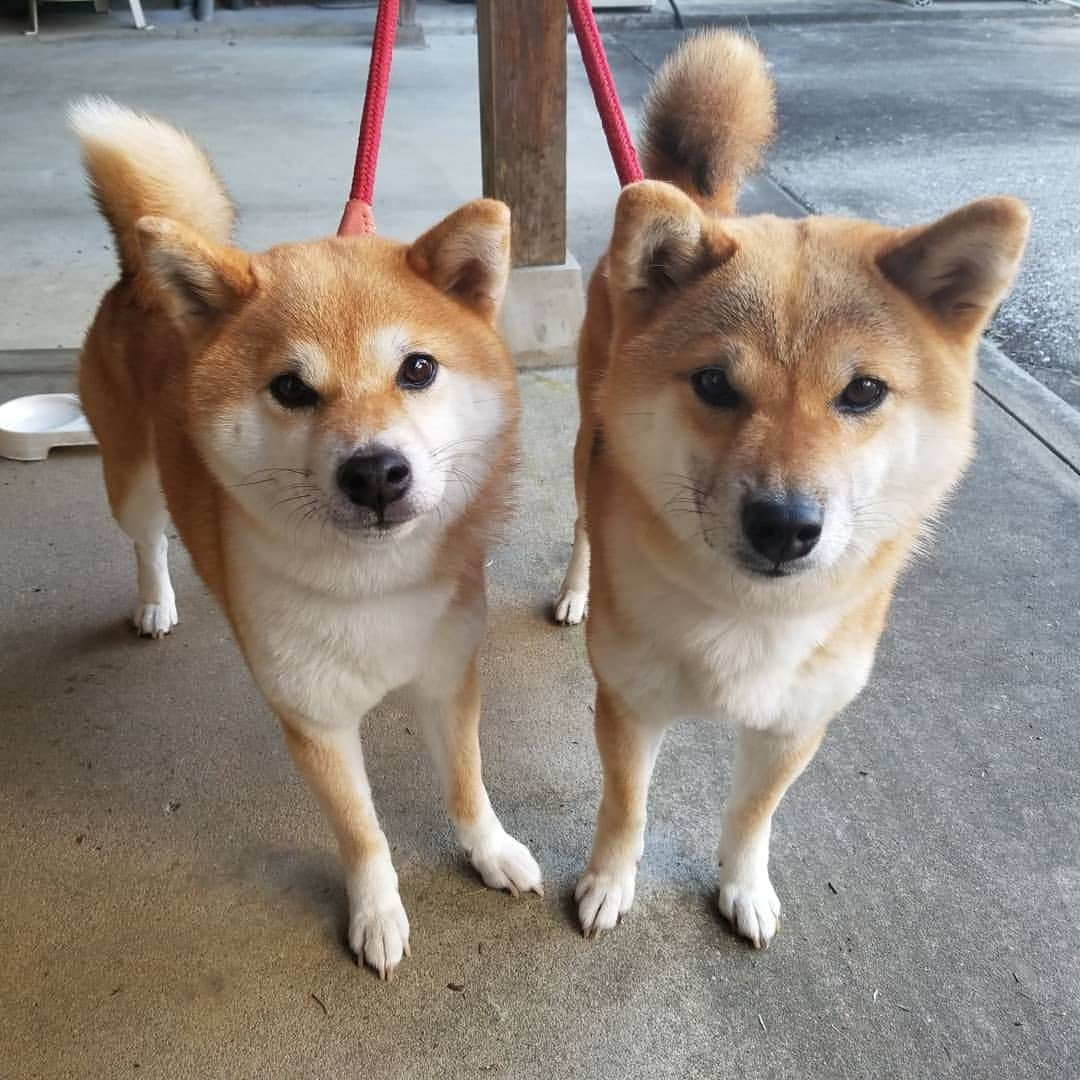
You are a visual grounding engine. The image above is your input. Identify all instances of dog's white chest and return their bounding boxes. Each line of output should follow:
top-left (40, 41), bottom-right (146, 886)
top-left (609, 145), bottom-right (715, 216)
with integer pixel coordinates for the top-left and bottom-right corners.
top-left (596, 588), bottom-right (870, 736)
top-left (672, 610), bottom-right (855, 732)
top-left (591, 518), bottom-right (879, 734)
top-left (225, 525), bottom-right (455, 725)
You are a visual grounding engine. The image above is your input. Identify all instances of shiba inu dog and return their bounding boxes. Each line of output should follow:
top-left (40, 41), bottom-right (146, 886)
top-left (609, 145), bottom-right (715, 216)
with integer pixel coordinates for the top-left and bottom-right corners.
top-left (72, 99), bottom-right (541, 979)
top-left (555, 32), bottom-right (1029, 946)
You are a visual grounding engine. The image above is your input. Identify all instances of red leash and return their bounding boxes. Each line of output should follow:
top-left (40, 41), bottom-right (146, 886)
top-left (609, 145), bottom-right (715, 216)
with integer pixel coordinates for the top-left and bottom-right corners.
top-left (338, 0), bottom-right (399, 236)
top-left (338, 0), bottom-right (643, 236)
top-left (566, 0), bottom-right (644, 187)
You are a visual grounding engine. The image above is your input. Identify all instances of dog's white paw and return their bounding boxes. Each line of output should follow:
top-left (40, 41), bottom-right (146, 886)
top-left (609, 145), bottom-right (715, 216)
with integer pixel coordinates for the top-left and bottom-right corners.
top-left (717, 871), bottom-right (781, 949)
top-left (575, 862), bottom-right (637, 938)
top-left (348, 887), bottom-right (411, 980)
top-left (553, 587), bottom-right (588, 626)
top-left (468, 828), bottom-right (543, 898)
top-left (133, 599), bottom-right (178, 639)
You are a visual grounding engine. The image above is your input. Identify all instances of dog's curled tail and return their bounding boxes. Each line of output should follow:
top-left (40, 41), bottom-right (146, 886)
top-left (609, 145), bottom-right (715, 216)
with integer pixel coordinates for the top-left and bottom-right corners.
top-left (69, 97), bottom-right (234, 277)
top-left (640, 29), bottom-right (776, 216)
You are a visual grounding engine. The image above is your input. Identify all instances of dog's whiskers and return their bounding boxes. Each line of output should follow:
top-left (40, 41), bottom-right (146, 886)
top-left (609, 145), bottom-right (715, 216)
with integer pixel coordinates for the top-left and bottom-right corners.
top-left (233, 466), bottom-right (312, 490)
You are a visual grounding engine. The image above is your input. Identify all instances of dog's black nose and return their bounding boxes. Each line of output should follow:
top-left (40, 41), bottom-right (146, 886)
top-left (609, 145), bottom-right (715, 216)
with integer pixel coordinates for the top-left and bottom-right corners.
top-left (742, 496), bottom-right (823, 564)
top-left (337, 449), bottom-right (412, 511)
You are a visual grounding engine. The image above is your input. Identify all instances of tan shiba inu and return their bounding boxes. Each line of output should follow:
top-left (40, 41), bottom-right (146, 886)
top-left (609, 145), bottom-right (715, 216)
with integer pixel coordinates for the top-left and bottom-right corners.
top-left (554, 32), bottom-right (1029, 947)
top-left (72, 99), bottom-right (541, 979)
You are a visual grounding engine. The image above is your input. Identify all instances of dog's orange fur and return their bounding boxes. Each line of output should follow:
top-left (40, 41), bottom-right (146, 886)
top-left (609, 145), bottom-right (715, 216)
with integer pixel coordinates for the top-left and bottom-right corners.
top-left (563, 31), bottom-right (1030, 945)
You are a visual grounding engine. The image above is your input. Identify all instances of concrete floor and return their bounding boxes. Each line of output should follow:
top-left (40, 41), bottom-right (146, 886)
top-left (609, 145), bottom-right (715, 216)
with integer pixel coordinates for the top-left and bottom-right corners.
top-left (3, 366), bottom-right (1078, 1079)
top-left (2, 10), bottom-right (1079, 1080)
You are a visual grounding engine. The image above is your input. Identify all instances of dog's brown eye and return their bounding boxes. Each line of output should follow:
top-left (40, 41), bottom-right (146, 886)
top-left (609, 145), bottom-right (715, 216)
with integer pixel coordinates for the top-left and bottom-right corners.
top-left (691, 367), bottom-right (740, 409)
top-left (838, 377), bottom-right (887, 414)
top-left (269, 372), bottom-right (319, 409)
top-left (398, 353), bottom-right (438, 390)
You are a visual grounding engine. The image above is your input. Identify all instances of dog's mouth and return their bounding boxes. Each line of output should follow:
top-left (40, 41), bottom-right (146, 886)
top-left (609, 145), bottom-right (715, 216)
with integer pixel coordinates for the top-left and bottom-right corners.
top-left (746, 563), bottom-right (799, 579)
top-left (737, 552), bottom-right (817, 581)
top-left (331, 506), bottom-right (427, 537)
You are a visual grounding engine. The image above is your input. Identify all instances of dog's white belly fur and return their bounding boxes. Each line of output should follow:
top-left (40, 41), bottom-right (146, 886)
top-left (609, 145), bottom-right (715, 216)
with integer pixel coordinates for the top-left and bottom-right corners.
top-left (224, 514), bottom-right (457, 726)
top-left (592, 530), bottom-right (874, 735)
top-left (594, 610), bottom-right (870, 736)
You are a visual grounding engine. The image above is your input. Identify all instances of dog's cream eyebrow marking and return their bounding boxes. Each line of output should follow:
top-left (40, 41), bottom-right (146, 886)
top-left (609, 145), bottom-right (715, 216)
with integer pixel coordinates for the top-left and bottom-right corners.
top-left (290, 343), bottom-right (330, 387)
top-left (837, 354), bottom-right (864, 382)
top-left (361, 325), bottom-right (414, 376)
top-left (673, 332), bottom-right (740, 359)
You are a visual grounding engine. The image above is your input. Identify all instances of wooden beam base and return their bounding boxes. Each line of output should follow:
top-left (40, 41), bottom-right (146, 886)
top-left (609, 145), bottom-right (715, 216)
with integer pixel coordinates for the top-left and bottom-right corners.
top-left (498, 257), bottom-right (585, 369)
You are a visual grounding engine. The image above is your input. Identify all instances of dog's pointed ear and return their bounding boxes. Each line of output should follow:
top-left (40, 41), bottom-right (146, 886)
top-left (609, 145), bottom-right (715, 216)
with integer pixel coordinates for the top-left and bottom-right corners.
top-left (407, 199), bottom-right (511, 323)
top-left (607, 180), bottom-right (737, 309)
top-left (877, 197), bottom-right (1029, 335)
top-left (136, 215), bottom-right (255, 332)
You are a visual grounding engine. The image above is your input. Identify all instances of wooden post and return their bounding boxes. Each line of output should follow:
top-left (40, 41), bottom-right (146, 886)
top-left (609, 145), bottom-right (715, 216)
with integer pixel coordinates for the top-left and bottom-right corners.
top-left (397, 0), bottom-right (423, 46)
top-left (477, 0), bottom-right (567, 268)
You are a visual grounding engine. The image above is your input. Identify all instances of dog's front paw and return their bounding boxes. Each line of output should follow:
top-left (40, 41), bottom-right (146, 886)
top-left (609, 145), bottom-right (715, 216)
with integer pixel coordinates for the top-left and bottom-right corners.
top-left (468, 828), bottom-right (544, 898)
top-left (717, 871), bottom-right (781, 949)
top-left (349, 891), bottom-right (411, 980)
top-left (133, 599), bottom-right (178, 639)
top-left (575, 862), bottom-right (637, 938)
top-left (347, 862), bottom-right (411, 979)
top-left (553, 587), bottom-right (588, 626)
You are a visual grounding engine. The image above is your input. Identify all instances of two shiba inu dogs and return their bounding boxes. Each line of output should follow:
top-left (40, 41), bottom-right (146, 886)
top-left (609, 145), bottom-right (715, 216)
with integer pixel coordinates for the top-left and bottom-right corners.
top-left (73, 29), bottom-right (1026, 976)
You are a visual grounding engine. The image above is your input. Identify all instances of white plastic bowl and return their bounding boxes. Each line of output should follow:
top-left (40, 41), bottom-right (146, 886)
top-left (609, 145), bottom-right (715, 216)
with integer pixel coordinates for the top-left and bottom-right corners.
top-left (0, 393), bottom-right (97, 462)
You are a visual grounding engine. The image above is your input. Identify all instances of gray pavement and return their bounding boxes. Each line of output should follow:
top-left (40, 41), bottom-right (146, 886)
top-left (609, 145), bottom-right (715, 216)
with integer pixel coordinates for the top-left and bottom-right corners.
top-left (3, 365), bottom-right (1078, 1080)
top-left (2, 8), bottom-right (1079, 1080)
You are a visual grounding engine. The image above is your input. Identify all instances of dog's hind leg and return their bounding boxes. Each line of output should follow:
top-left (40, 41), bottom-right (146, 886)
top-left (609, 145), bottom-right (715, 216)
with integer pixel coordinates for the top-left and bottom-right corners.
top-left (80, 324), bottom-right (177, 639)
top-left (417, 654), bottom-right (543, 898)
top-left (553, 417), bottom-right (592, 626)
top-left (554, 264), bottom-right (610, 627)
top-left (109, 459), bottom-right (178, 639)
top-left (716, 725), bottom-right (826, 950)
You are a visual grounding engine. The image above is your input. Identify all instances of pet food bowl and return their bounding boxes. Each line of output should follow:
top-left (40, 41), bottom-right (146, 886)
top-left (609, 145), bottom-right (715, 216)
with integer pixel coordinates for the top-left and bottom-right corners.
top-left (0, 393), bottom-right (97, 462)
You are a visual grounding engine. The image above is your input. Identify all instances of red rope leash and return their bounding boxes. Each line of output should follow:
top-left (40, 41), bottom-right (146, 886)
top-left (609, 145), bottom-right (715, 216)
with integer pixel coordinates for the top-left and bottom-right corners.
top-left (566, 0), bottom-right (644, 187)
top-left (339, 0), bottom-right (642, 235)
top-left (338, 0), bottom-right (400, 237)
